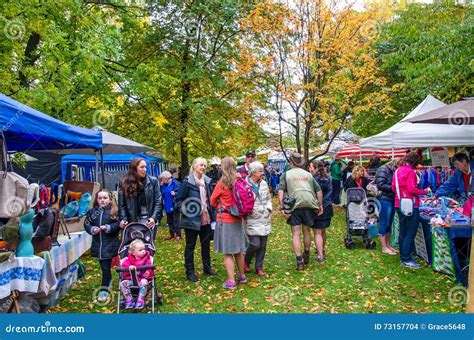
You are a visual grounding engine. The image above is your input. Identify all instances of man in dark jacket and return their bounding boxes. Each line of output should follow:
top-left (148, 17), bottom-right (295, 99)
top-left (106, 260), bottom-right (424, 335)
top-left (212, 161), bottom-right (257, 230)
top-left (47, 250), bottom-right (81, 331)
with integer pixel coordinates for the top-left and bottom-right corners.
top-left (375, 160), bottom-right (400, 255)
top-left (434, 152), bottom-right (474, 204)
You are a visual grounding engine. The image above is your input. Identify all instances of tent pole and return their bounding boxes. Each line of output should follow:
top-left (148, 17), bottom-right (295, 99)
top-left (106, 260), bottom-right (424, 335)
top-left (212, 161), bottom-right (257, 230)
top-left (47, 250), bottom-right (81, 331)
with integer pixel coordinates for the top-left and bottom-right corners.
top-left (100, 148), bottom-right (105, 188)
top-left (95, 150), bottom-right (99, 183)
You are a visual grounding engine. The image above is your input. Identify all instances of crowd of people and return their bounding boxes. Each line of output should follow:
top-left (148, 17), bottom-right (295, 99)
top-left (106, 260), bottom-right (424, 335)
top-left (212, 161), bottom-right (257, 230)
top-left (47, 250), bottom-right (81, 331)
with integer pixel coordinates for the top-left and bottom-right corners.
top-left (83, 149), bottom-right (474, 305)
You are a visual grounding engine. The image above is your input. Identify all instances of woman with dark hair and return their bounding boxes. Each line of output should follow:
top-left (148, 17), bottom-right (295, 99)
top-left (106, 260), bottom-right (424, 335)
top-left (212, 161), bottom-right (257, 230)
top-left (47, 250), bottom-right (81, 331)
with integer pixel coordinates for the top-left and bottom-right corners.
top-left (118, 158), bottom-right (163, 240)
top-left (392, 152), bottom-right (429, 269)
top-left (308, 160), bottom-right (333, 262)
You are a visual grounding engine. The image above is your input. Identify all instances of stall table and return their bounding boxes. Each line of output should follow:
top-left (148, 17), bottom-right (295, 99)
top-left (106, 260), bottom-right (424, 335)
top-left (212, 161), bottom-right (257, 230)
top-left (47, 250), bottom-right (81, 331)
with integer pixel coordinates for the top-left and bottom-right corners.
top-left (0, 231), bottom-right (92, 312)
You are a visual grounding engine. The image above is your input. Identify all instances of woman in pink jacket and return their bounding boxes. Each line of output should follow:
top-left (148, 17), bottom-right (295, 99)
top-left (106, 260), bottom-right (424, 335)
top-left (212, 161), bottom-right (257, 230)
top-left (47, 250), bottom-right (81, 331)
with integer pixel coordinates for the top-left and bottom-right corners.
top-left (392, 152), bottom-right (429, 269)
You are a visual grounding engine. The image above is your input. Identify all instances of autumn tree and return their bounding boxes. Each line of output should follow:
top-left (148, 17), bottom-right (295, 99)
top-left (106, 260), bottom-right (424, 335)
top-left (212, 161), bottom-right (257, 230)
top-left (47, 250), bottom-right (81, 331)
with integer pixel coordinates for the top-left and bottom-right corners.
top-left (113, 0), bottom-right (266, 176)
top-left (240, 0), bottom-right (395, 163)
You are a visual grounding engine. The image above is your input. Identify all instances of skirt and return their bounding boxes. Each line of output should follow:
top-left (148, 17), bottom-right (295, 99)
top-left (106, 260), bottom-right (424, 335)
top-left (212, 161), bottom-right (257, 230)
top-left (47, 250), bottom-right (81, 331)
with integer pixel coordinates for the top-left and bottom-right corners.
top-left (214, 221), bottom-right (248, 254)
top-left (312, 204), bottom-right (334, 229)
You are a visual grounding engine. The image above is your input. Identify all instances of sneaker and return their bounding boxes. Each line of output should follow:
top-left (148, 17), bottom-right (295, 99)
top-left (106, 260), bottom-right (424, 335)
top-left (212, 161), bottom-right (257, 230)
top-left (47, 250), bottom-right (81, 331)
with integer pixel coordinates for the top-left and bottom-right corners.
top-left (175, 235), bottom-right (182, 241)
top-left (302, 250), bottom-right (310, 264)
top-left (401, 261), bottom-right (421, 269)
top-left (316, 255), bottom-right (325, 263)
top-left (97, 290), bottom-right (109, 302)
top-left (223, 280), bottom-right (237, 290)
top-left (124, 298), bottom-right (134, 309)
top-left (236, 274), bottom-right (247, 284)
top-left (296, 260), bottom-right (304, 271)
top-left (243, 262), bottom-right (251, 273)
top-left (135, 299), bottom-right (145, 309)
top-left (165, 235), bottom-right (175, 241)
top-left (256, 269), bottom-right (266, 277)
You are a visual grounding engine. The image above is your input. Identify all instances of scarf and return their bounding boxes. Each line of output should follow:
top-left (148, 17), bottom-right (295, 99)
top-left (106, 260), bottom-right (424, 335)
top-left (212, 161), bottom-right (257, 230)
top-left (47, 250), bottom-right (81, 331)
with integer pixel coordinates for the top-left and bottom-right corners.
top-left (194, 173), bottom-right (210, 225)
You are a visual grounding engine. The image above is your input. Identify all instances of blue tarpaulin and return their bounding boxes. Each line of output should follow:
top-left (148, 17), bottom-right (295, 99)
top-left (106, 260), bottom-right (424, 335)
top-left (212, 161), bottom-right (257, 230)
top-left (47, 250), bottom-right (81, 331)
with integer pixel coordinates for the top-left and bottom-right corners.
top-left (61, 153), bottom-right (164, 183)
top-left (0, 93), bottom-right (103, 152)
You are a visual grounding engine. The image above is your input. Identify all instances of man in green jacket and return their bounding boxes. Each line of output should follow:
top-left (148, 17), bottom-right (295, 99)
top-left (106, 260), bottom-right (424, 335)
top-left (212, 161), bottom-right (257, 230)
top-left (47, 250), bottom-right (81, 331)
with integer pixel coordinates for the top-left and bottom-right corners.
top-left (330, 159), bottom-right (343, 205)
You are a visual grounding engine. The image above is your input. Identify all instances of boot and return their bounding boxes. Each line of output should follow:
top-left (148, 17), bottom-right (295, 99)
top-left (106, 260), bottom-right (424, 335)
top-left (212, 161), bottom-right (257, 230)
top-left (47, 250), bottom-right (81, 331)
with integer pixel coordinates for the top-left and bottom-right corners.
top-left (202, 259), bottom-right (217, 276)
top-left (185, 264), bottom-right (198, 282)
top-left (296, 256), bottom-right (304, 270)
top-left (302, 250), bottom-right (310, 264)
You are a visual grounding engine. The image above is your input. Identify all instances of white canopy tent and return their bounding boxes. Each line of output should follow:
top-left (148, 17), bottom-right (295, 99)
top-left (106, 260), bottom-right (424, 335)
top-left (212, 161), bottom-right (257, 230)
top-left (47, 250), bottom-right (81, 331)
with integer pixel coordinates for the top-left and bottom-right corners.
top-left (389, 124), bottom-right (474, 147)
top-left (360, 95), bottom-right (446, 150)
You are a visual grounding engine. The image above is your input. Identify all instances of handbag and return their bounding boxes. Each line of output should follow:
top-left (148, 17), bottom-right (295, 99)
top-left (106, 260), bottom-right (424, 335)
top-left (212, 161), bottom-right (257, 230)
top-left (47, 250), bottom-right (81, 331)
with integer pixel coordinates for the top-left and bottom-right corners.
top-left (0, 136), bottom-right (30, 218)
top-left (282, 173), bottom-right (296, 213)
top-left (394, 169), bottom-right (413, 216)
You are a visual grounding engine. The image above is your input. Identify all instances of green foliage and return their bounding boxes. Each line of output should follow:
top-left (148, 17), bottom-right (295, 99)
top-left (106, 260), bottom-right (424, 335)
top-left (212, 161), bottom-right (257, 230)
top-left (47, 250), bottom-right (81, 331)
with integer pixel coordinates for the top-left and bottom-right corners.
top-left (0, 0), bottom-right (265, 167)
top-left (371, 2), bottom-right (473, 131)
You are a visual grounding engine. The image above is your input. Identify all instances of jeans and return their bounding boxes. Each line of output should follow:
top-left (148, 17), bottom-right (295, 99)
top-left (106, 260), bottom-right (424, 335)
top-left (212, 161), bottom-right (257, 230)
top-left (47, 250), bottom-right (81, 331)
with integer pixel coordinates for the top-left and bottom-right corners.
top-left (332, 179), bottom-right (341, 205)
top-left (378, 199), bottom-right (395, 236)
top-left (184, 224), bottom-right (213, 273)
top-left (396, 208), bottom-right (420, 262)
top-left (166, 211), bottom-right (181, 237)
top-left (245, 235), bottom-right (268, 270)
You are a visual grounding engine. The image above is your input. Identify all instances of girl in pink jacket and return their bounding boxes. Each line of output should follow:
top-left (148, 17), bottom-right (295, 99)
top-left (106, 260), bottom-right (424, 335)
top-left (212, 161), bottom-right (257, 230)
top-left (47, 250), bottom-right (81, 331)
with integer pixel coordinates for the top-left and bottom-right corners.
top-left (120, 239), bottom-right (153, 309)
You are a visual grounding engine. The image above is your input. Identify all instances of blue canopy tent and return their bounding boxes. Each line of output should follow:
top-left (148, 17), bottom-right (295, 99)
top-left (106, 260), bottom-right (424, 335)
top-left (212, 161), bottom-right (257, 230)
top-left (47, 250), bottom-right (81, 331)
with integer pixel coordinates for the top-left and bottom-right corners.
top-left (0, 93), bottom-right (103, 152)
top-left (0, 93), bottom-right (105, 184)
top-left (61, 153), bottom-right (165, 185)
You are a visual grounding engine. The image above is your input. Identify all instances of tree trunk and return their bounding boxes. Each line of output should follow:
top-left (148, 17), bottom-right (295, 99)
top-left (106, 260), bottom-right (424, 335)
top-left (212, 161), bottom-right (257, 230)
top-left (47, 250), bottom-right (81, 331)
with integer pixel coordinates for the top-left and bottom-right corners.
top-left (19, 32), bottom-right (41, 88)
top-left (179, 40), bottom-right (191, 179)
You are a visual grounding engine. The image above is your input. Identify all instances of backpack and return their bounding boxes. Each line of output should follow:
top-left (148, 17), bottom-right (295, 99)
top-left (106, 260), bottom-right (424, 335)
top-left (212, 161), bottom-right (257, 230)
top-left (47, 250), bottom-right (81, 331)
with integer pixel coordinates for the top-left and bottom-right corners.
top-left (232, 177), bottom-right (255, 217)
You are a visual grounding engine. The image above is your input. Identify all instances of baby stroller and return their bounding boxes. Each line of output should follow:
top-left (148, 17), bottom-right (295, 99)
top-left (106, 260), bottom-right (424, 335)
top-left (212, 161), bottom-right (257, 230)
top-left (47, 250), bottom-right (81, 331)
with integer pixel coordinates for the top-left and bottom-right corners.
top-left (344, 188), bottom-right (376, 250)
top-left (116, 222), bottom-right (163, 313)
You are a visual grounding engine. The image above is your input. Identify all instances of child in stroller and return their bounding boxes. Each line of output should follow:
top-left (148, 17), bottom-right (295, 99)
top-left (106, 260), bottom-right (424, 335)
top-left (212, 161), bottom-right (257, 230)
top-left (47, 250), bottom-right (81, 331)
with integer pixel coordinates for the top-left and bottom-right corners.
top-left (120, 239), bottom-right (153, 309)
top-left (116, 222), bottom-right (163, 313)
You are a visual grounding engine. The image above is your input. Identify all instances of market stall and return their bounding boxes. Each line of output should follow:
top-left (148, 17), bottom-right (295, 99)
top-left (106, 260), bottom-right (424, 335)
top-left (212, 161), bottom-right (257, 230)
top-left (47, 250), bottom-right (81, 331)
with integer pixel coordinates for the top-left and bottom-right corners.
top-left (360, 95), bottom-right (473, 288)
top-left (61, 153), bottom-right (164, 190)
top-left (0, 93), bottom-right (102, 312)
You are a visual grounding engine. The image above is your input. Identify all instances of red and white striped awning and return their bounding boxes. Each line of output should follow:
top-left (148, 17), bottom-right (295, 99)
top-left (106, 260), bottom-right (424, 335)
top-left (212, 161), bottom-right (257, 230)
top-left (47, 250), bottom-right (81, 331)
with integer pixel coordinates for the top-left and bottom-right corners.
top-left (335, 144), bottom-right (408, 160)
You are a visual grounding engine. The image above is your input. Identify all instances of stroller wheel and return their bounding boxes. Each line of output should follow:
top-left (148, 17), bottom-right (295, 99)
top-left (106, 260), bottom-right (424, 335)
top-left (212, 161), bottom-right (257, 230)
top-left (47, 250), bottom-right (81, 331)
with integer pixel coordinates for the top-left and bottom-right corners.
top-left (344, 239), bottom-right (355, 249)
top-left (366, 241), bottom-right (376, 249)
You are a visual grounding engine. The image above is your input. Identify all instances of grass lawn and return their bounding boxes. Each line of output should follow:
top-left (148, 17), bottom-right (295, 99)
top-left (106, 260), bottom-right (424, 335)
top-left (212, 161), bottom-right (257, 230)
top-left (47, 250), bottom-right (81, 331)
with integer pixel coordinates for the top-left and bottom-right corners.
top-left (49, 203), bottom-right (464, 314)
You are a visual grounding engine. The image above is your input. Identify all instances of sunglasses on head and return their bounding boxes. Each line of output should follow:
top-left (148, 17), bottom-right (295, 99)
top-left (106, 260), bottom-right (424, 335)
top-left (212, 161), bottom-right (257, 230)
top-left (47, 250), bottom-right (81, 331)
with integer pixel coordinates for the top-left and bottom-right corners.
top-left (246, 155), bottom-right (255, 158)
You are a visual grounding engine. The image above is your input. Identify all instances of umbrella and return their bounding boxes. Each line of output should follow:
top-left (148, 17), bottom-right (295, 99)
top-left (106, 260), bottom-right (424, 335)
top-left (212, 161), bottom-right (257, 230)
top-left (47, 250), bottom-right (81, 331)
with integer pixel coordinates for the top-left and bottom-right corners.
top-left (405, 98), bottom-right (474, 125)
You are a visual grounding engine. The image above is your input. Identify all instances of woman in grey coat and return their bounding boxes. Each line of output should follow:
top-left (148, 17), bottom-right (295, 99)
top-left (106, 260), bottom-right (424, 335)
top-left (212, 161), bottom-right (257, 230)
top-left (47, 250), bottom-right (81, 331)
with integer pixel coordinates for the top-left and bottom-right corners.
top-left (243, 161), bottom-right (272, 276)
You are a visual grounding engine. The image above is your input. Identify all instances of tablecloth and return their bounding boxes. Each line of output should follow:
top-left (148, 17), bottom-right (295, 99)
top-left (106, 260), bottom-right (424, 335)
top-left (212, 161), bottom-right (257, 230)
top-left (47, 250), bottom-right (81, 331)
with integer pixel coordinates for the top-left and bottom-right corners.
top-left (0, 256), bottom-right (45, 299)
top-left (39, 231), bottom-right (92, 274)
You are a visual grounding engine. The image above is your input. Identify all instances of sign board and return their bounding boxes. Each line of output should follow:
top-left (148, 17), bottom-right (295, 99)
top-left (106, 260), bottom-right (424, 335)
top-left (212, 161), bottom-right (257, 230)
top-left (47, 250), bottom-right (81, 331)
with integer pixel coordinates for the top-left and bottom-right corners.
top-left (430, 147), bottom-right (450, 167)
